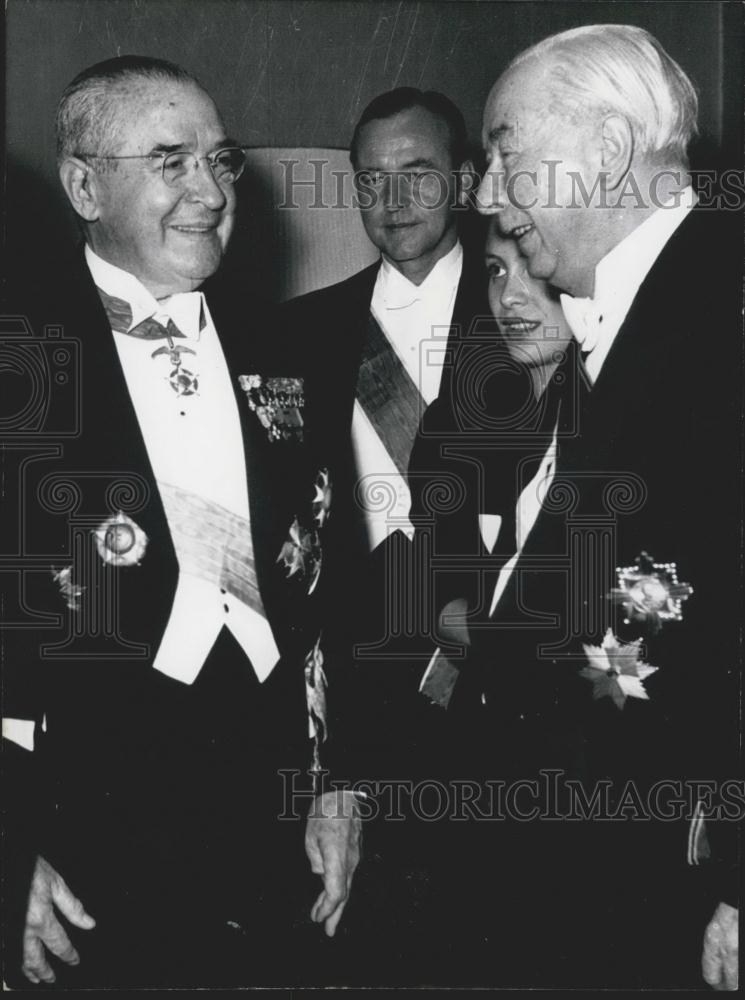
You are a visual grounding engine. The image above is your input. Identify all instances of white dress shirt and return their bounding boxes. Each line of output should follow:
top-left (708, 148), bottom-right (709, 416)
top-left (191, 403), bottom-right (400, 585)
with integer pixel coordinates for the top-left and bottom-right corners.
top-left (560, 187), bottom-right (696, 384)
top-left (352, 240), bottom-right (463, 551)
top-left (86, 247), bottom-right (279, 685)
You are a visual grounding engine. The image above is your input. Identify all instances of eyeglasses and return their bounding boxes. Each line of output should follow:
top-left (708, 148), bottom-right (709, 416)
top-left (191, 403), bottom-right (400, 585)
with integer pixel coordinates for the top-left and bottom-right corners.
top-left (75, 147), bottom-right (248, 186)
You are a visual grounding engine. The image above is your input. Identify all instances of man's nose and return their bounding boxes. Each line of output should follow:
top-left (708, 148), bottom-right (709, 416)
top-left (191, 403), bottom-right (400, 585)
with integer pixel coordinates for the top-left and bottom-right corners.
top-left (186, 158), bottom-right (228, 210)
top-left (383, 173), bottom-right (410, 211)
top-left (476, 165), bottom-right (505, 215)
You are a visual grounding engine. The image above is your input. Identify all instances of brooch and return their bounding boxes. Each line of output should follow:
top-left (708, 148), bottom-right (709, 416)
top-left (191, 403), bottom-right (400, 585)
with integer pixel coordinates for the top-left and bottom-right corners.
top-left (93, 511), bottom-right (148, 567)
top-left (312, 468), bottom-right (332, 528)
top-left (610, 551), bottom-right (693, 632)
top-left (51, 566), bottom-right (85, 611)
top-left (580, 629), bottom-right (658, 710)
top-left (239, 374), bottom-right (304, 442)
top-left (277, 517), bottom-right (321, 594)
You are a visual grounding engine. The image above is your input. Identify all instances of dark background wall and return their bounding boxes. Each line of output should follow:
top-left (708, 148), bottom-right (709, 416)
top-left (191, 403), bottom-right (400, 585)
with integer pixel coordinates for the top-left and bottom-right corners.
top-left (4, 0), bottom-right (743, 281)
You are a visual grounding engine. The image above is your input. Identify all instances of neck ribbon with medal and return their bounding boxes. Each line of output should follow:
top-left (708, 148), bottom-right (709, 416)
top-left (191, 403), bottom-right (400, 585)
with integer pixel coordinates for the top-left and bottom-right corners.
top-left (151, 329), bottom-right (199, 396)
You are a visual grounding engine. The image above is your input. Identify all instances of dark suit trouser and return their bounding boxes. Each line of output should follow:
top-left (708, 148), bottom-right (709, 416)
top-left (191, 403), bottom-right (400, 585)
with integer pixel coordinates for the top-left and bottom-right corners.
top-left (416, 707), bottom-right (716, 989)
top-left (19, 628), bottom-right (317, 988)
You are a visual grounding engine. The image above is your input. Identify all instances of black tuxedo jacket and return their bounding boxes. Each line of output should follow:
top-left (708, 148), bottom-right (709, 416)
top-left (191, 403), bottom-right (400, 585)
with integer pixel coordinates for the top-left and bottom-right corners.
top-left (280, 246), bottom-right (493, 783)
top-left (448, 209), bottom-right (741, 780)
top-left (406, 207), bottom-right (742, 987)
top-left (1, 256), bottom-right (329, 913)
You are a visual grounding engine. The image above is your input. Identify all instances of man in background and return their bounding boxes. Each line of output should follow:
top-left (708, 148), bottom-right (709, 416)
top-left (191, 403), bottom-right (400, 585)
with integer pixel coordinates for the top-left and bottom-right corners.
top-left (280, 86), bottom-right (494, 982)
top-left (283, 87), bottom-right (491, 773)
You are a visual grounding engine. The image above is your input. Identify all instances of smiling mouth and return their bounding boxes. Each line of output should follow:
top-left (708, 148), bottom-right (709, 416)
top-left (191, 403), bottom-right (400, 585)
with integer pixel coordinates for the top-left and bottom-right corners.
top-left (386, 222), bottom-right (419, 230)
top-left (498, 318), bottom-right (541, 334)
top-left (171, 224), bottom-right (218, 234)
top-left (510, 222), bottom-right (535, 241)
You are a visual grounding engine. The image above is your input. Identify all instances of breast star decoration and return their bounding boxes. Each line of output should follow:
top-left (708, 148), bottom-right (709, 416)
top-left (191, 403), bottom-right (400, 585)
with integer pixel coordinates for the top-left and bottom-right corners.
top-left (93, 511), bottom-right (149, 567)
top-left (580, 629), bottom-right (658, 711)
top-left (610, 551), bottom-right (693, 633)
top-left (51, 566), bottom-right (85, 611)
top-left (238, 374), bottom-right (304, 442)
top-left (277, 516), bottom-right (322, 595)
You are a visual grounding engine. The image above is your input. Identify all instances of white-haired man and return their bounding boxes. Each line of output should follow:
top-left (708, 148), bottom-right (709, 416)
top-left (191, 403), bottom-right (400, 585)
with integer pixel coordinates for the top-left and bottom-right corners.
top-left (441, 24), bottom-right (740, 987)
top-left (1, 55), bottom-right (359, 987)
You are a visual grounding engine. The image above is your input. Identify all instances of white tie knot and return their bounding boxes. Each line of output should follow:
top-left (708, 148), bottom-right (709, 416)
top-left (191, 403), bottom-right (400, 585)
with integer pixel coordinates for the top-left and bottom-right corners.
top-left (560, 293), bottom-right (603, 354)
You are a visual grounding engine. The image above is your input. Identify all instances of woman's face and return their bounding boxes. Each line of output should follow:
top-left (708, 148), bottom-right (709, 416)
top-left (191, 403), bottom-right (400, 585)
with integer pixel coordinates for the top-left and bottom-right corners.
top-left (485, 221), bottom-right (572, 369)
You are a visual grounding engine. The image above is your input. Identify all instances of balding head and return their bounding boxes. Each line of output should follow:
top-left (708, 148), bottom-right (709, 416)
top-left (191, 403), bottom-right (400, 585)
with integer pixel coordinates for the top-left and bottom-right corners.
top-left (55, 55), bottom-right (200, 165)
top-left (56, 56), bottom-right (236, 298)
top-left (475, 25), bottom-right (697, 296)
top-left (506, 24), bottom-right (698, 167)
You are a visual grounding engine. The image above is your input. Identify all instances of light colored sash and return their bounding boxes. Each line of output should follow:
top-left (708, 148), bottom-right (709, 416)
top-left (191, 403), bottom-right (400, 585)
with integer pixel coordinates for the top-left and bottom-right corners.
top-left (158, 482), bottom-right (268, 619)
top-left (355, 313), bottom-right (425, 477)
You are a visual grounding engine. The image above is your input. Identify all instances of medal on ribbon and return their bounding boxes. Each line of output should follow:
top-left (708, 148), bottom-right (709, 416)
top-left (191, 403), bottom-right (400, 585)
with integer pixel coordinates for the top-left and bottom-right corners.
top-left (152, 336), bottom-right (199, 396)
top-left (239, 374), bottom-right (304, 442)
top-left (305, 637), bottom-right (329, 773)
top-left (51, 566), bottom-right (85, 611)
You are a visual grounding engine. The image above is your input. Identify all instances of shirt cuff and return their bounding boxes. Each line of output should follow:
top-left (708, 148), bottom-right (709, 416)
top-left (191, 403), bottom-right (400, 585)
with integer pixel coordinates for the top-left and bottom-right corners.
top-left (2, 717), bottom-right (36, 752)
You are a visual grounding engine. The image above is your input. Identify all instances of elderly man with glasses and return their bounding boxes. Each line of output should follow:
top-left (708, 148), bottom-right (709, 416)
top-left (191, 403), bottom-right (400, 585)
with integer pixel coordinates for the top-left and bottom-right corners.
top-left (1, 55), bottom-right (359, 988)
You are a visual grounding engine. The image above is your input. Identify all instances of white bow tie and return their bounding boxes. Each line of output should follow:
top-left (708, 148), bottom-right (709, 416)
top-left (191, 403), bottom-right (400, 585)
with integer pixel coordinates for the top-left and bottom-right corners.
top-left (560, 293), bottom-right (603, 354)
top-left (154, 291), bottom-right (205, 340)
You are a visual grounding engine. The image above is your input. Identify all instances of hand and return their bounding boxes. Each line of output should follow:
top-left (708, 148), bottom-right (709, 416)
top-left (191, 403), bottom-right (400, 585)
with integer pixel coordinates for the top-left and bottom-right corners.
top-left (22, 854), bottom-right (96, 984)
top-left (702, 901), bottom-right (738, 990)
top-left (305, 790), bottom-right (362, 937)
top-left (438, 597), bottom-right (471, 648)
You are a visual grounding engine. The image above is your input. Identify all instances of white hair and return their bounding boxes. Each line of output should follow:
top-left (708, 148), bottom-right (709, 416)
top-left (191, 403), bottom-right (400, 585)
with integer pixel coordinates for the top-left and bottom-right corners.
top-left (510, 24), bottom-right (698, 164)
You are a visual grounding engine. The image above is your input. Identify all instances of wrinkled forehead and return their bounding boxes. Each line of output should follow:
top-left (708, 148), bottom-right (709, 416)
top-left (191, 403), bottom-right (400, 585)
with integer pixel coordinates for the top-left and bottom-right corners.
top-left (108, 77), bottom-right (226, 152)
top-left (481, 59), bottom-right (555, 146)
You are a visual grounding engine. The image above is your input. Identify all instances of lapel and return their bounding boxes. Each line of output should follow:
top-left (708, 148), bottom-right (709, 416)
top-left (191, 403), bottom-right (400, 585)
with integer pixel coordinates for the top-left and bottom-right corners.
top-left (485, 342), bottom-right (582, 624)
top-left (351, 246), bottom-right (490, 421)
top-left (203, 285), bottom-right (290, 618)
top-left (439, 244), bottom-right (491, 406)
top-left (75, 259), bottom-right (297, 635)
top-left (347, 260), bottom-right (382, 399)
top-left (551, 209), bottom-right (704, 487)
top-left (71, 256), bottom-right (175, 562)
top-left (330, 261), bottom-right (381, 536)
top-left (573, 211), bottom-right (701, 452)
top-left (494, 212), bottom-right (704, 626)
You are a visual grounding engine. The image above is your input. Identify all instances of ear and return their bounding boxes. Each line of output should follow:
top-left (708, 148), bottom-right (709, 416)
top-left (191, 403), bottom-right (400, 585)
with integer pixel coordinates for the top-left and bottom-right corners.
top-left (456, 158), bottom-right (477, 206)
top-left (599, 114), bottom-right (634, 190)
top-left (59, 157), bottom-right (101, 222)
